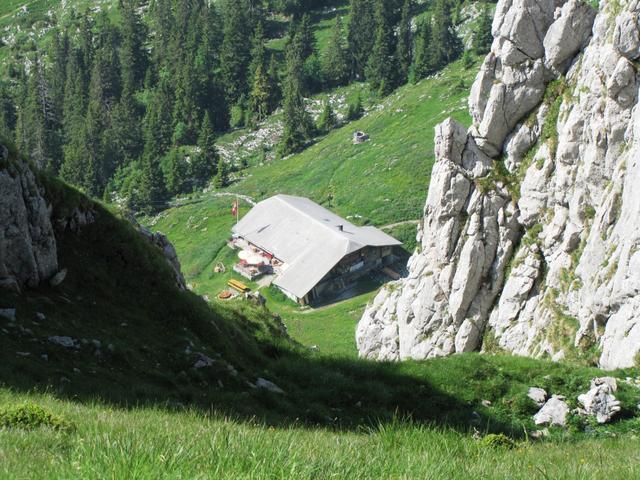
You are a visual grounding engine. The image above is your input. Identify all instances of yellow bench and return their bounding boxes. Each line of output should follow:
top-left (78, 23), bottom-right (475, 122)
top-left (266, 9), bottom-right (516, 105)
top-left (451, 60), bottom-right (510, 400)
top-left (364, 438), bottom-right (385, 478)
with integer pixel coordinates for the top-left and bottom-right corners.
top-left (228, 279), bottom-right (250, 293)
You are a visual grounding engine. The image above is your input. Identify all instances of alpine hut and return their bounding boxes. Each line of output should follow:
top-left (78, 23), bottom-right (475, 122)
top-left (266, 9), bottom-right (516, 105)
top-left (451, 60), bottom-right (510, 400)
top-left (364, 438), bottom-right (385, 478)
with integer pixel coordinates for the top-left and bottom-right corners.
top-left (231, 195), bottom-right (402, 305)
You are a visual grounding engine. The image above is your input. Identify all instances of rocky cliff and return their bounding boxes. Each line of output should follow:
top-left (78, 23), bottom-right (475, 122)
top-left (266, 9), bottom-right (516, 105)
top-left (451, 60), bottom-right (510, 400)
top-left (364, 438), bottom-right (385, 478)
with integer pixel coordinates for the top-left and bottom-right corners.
top-left (0, 146), bottom-right (58, 293)
top-left (357, 0), bottom-right (640, 369)
top-left (0, 145), bottom-right (186, 293)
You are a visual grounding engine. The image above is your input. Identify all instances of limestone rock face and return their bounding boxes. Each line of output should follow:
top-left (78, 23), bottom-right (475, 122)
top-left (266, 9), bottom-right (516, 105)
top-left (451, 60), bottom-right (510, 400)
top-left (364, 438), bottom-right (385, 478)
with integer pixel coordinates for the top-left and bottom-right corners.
top-left (0, 150), bottom-right (58, 293)
top-left (357, 0), bottom-right (640, 369)
top-left (136, 223), bottom-right (187, 291)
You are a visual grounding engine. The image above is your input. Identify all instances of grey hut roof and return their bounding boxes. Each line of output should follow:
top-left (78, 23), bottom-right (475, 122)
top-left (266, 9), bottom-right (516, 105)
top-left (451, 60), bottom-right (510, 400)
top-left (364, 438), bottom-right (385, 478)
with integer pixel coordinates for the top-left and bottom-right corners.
top-left (232, 194), bottom-right (401, 299)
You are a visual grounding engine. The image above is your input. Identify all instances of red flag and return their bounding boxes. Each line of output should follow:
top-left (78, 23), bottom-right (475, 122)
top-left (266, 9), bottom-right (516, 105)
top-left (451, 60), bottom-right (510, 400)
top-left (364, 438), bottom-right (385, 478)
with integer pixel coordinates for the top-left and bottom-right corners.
top-left (231, 200), bottom-right (238, 217)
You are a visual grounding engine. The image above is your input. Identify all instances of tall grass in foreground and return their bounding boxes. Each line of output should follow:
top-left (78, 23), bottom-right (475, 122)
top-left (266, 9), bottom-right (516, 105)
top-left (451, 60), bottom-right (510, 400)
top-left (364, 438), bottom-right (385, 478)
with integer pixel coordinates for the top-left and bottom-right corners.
top-left (1, 391), bottom-right (639, 479)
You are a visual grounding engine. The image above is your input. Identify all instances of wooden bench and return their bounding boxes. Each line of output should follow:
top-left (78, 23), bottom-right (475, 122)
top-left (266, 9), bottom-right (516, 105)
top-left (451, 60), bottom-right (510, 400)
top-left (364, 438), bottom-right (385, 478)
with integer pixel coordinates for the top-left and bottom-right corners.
top-left (228, 279), bottom-right (250, 293)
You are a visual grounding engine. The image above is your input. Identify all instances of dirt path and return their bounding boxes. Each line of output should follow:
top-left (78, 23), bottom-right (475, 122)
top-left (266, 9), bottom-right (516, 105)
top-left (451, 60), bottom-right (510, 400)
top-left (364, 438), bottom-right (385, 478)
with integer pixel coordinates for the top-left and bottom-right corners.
top-left (381, 219), bottom-right (419, 230)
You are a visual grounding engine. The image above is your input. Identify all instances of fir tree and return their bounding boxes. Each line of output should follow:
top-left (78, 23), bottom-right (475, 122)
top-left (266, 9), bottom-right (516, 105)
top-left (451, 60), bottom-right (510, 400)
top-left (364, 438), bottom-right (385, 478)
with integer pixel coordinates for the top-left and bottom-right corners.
top-left (144, 74), bottom-right (175, 160)
top-left (119, 0), bottom-right (148, 95)
top-left (138, 151), bottom-right (168, 213)
top-left (396, 0), bottom-right (413, 85)
top-left (473, 4), bottom-right (493, 55)
top-left (248, 21), bottom-right (267, 85)
top-left (220, 1), bottom-right (251, 103)
top-left (213, 159), bottom-right (229, 188)
top-left (347, 0), bottom-right (376, 79)
top-left (0, 84), bottom-right (16, 139)
top-left (321, 16), bottom-right (349, 88)
top-left (297, 14), bottom-right (316, 61)
top-left (193, 112), bottom-right (219, 189)
top-left (278, 40), bottom-right (313, 156)
top-left (411, 17), bottom-right (434, 82)
top-left (347, 91), bottom-right (363, 120)
top-left (430, 0), bottom-right (462, 70)
top-left (366, 0), bottom-right (399, 96)
top-left (249, 64), bottom-right (270, 124)
top-left (316, 101), bottom-right (337, 133)
top-left (267, 54), bottom-right (281, 112)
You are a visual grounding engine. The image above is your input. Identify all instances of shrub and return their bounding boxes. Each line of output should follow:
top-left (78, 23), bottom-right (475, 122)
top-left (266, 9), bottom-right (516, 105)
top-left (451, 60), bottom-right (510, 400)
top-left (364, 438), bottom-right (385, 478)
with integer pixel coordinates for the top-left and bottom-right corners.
top-left (480, 433), bottom-right (516, 449)
top-left (0, 403), bottom-right (73, 431)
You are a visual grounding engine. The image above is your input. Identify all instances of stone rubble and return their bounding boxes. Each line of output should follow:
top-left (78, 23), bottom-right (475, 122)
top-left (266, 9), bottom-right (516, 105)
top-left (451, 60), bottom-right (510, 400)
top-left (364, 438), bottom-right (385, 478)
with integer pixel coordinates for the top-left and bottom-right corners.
top-left (577, 377), bottom-right (622, 423)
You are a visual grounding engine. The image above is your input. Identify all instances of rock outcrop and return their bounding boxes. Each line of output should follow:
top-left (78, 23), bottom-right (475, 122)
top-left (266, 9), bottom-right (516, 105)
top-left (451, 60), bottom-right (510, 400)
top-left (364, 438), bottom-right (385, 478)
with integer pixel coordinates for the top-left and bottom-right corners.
top-left (0, 148), bottom-right (58, 293)
top-left (357, 0), bottom-right (640, 369)
top-left (577, 377), bottom-right (622, 423)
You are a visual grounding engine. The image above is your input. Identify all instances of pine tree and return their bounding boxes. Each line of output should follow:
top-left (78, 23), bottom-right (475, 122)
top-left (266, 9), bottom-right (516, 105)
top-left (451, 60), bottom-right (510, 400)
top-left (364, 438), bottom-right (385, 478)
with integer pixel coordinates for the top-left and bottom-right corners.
top-left (396, 0), bottom-right (412, 85)
top-left (220, 1), bottom-right (251, 104)
top-left (144, 74), bottom-right (175, 161)
top-left (473, 4), bottom-right (493, 55)
top-left (83, 58), bottom-right (110, 196)
top-left (321, 16), bottom-right (349, 88)
top-left (248, 21), bottom-right (267, 85)
top-left (213, 159), bottom-right (229, 188)
top-left (150, 0), bottom-right (173, 73)
top-left (297, 14), bottom-right (316, 61)
top-left (347, 91), bottom-right (364, 120)
top-left (347, 0), bottom-right (376, 80)
top-left (278, 40), bottom-right (313, 156)
top-left (192, 111), bottom-right (219, 189)
top-left (411, 17), bottom-right (434, 82)
top-left (430, 0), bottom-right (462, 70)
top-left (249, 64), bottom-right (270, 124)
top-left (0, 84), bottom-right (16, 139)
top-left (49, 31), bottom-right (69, 126)
top-left (366, 0), bottom-right (399, 96)
top-left (60, 48), bottom-right (89, 188)
top-left (267, 54), bottom-right (281, 112)
top-left (119, 0), bottom-right (148, 95)
top-left (316, 100), bottom-right (337, 133)
top-left (138, 151), bottom-right (168, 213)
top-left (18, 57), bottom-right (58, 172)
top-left (108, 90), bottom-right (143, 169)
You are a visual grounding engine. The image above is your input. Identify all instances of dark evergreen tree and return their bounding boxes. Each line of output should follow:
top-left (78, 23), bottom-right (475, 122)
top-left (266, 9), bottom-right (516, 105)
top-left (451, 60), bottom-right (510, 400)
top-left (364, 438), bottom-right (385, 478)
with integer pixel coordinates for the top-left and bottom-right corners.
top-left (249, 64), bottom-right (270, 124)
top-left (213, 159), bottom-right (229, 188)
top-left (316, 101), bottom-right (337, 133)
top-left (17, 58), bottom-right (58, 171)
top-left (220, 1), bottom-right (251, 104)
top-left (366, 0), bottom-right (399, 96)
top-left (119, 0), bottom-right (148, 95)
top-left (144, 74), bottom-right (175, 160)
top-left (193, 111), bottom-right (219, 189)
top-left (396, 0), bottom-right (413, 85)
top-left (138, 151), bottom-right (168, 213)
top-left (411, 17), bottom-right (434, 82)
top-left (297, 14), bottom-right (316, 61)
top-left (473, 4), bottom-right (493, 55)
top-left (321, 16), bottom-right (349, 88)
top-left (267, 54), bottom-right (281, 112)
top-left (430, 0), bottom-right (462, 70)
top-left (278, 39), bottom-right (313, 156)
top-left (347, 0), bottom-right (375, 79)
top-left (48, 31), bottom-right (69, 125)
top-left (0, 84), bottom-right (16, 139)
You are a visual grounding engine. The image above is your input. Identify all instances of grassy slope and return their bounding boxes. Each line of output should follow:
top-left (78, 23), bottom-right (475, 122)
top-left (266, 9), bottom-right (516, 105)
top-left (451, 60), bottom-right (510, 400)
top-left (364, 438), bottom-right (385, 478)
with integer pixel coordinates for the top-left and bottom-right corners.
top-left (3, 160), bottom-right (640, 478)
top-left (3, 355), bottom-right (640, 479)
top-left (152, 59), bottom-right (475, 358)
top-left (221, 59), bottom-right (473, 226)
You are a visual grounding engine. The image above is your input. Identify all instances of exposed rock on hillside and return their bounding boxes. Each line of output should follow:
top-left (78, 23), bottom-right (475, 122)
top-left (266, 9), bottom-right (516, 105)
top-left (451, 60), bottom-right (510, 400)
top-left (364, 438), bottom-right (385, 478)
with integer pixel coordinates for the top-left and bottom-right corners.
top-left (0, 149), bottom-right (58, 293)
top-left (357, 0), bottom-right (640, 369)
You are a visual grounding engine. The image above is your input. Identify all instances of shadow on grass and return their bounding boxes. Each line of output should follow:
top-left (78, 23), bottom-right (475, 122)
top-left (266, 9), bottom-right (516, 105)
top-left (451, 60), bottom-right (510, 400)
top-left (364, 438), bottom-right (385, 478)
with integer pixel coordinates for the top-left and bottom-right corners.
top-left (0, 195), bottom-right (519, 438)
